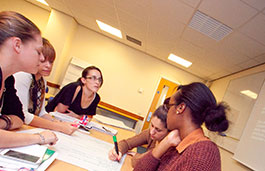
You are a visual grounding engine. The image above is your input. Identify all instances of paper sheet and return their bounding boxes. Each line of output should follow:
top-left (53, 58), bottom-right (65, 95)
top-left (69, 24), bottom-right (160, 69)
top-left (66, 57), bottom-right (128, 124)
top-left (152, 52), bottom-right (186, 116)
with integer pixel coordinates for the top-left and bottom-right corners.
top-left (19, 128), bottom-right (125, 171)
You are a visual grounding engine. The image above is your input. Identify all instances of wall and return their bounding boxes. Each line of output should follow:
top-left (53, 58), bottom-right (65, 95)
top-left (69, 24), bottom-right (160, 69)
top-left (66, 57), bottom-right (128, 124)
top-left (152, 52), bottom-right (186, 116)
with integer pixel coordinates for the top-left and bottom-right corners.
top-left (67, 25), bottom-right (202, 117)
top-left (210, 63), bottom-right (265, 171)
top-left (0, 0), bottom-right (50, 32)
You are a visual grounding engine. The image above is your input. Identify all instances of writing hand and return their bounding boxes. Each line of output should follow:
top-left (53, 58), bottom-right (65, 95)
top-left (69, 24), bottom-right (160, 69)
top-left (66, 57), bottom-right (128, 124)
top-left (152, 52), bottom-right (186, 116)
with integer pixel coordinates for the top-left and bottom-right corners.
top-left (108, 148), bottom-right (122, 161)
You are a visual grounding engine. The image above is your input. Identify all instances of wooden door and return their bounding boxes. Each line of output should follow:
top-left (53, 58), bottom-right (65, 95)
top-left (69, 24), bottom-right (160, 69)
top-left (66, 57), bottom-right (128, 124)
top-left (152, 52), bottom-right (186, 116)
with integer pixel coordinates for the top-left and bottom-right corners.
top-left (141, 77), bottom-right (179, 131)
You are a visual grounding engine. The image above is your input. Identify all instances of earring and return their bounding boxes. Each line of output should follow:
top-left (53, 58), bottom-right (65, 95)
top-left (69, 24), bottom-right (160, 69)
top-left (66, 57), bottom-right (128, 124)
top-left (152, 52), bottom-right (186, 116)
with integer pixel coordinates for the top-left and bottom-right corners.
top-left (176, 111), bottom-right (180, 114)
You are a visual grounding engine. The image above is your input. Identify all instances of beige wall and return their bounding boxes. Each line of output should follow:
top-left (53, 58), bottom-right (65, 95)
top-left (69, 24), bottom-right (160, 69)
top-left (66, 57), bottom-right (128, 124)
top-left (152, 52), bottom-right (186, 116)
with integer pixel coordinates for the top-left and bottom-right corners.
top-left (210, 64), bottom-right (265, 171)
top-left (67, 26), bottom-right (202, 117)
top-left (0, 0), bottom-right (50, 32)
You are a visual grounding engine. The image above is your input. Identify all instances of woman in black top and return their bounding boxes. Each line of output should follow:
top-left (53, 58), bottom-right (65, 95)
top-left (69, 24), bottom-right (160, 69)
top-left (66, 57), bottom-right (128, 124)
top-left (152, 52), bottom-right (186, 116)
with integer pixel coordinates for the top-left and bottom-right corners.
top-left (0, 11), bottom-right (57, 148)
top-left (46, 66), bottom-right (103, 119)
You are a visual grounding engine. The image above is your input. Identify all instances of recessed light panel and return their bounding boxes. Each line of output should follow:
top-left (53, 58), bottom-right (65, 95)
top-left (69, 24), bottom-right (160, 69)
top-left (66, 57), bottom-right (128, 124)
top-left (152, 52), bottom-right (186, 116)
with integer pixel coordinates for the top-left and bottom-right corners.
top-left (168, 54), bottom-right (192, 68)
top-left (240, 90), bottom-right (258, 99)
top-left (36, 0), bottom-right (49, 6)
top-left (96, 20), bottom-right (122, 38)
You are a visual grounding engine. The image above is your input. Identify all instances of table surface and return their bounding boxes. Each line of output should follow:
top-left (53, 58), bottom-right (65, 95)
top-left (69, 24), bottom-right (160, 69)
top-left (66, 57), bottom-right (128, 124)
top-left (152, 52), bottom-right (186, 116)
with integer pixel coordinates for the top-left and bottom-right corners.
top-left (20, 121), bottom-right (136, 171)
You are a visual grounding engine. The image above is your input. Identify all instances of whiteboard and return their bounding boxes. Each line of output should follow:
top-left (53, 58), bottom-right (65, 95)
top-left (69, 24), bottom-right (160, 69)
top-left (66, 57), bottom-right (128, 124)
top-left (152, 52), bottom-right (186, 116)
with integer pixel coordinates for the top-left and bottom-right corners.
top-left (233, 79), bottom-right (265, 171)
top-left (208, 71), bottom-right (265, 153)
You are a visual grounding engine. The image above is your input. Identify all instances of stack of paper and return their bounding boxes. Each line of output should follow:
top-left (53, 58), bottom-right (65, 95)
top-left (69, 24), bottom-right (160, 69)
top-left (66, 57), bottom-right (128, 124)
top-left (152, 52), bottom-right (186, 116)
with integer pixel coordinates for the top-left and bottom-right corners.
top-left (86, 121), bottom-right (118, 136)
top-left (0, 144), bottom-right (57, 171)
top-left (50, 112), bottom-right (118, 135)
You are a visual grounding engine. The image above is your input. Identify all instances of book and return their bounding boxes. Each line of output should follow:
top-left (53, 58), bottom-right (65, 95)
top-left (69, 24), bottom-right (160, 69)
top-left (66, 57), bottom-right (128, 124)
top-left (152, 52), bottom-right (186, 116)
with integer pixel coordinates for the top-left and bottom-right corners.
top-left (0, 145), bottom-right (57, 171)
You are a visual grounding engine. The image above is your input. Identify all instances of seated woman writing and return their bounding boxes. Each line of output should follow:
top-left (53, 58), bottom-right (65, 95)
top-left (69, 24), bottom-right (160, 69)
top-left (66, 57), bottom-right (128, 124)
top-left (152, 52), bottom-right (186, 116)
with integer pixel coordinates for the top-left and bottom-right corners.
top-left (108, 105), bottom-right (169, 168)
top-left (46, 66), bottom-right (103, 120)
top-left (4, 38), bottom-right (77, 135)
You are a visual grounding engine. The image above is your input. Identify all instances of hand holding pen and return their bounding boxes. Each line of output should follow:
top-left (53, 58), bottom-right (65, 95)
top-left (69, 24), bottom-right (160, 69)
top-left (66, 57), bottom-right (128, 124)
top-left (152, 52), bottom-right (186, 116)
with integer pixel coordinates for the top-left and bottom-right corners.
top-left (108, 147), bottom-right (122, 162)
top-left (108, 136), bottom-right (122, 162)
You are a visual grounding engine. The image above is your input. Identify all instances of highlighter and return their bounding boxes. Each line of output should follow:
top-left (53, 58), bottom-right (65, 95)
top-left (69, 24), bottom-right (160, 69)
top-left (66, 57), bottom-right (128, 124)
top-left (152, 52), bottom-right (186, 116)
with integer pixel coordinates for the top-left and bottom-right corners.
top-left (113, 135), bottom-right (119, 155)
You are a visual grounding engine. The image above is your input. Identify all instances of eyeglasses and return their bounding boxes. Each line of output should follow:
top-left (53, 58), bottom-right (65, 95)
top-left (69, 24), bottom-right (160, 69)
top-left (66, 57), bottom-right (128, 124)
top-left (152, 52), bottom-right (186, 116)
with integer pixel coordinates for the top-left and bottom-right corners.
top-left (165, 103), bottom-right (178, 110)
top-left (86, 76), bottom-right (102, 83)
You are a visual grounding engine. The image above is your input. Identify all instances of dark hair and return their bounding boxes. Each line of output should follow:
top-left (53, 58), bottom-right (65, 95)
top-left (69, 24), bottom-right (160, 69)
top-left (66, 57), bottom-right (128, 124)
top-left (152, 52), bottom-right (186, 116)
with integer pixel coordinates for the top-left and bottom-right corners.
top-left (175, 82), bottom-right (229, 132)
top-left (42, 38), bottom-right (56, 63)
top-left (163, 97), bottom-right (170, 105)
top-left (152, 105), bottom-right (168, 128)
top-left (0, 11), bottom-right (40, 46)
top-left (77, 66), bottom-right (103, 86)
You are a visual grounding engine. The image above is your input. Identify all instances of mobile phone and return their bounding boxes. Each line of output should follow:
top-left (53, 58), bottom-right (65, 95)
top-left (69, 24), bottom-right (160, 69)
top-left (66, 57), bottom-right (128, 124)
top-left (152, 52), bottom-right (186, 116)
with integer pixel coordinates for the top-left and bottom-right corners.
top-left (0, 149), bottom-right (42, 165)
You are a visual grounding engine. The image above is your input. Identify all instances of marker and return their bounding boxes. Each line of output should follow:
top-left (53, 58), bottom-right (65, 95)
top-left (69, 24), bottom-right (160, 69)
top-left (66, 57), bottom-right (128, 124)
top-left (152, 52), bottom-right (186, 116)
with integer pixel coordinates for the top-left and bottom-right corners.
top-left (113, 135), bottom-right (119, 160)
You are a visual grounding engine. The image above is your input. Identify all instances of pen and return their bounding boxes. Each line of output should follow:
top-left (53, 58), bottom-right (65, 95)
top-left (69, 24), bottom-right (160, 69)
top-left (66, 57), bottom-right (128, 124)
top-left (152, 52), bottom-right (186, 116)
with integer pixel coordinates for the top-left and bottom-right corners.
top-left (113, 135), bottom-right (119, 157)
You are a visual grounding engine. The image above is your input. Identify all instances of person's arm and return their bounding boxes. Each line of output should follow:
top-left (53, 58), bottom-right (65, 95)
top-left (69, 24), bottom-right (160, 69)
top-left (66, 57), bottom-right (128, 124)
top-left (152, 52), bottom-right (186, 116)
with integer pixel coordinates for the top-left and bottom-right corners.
top-left (133, 130), bottom-right (181, 171)
top-left (0, 115), bottom-right (23, 130)
top-left (108, 129), bottom-right (150, 161)
top-left (0, 129), bottom-right (58, 148)
top-left (13, 72), bottom-right (33, 124)
top-left (29, 115), bottom-right (77, 135)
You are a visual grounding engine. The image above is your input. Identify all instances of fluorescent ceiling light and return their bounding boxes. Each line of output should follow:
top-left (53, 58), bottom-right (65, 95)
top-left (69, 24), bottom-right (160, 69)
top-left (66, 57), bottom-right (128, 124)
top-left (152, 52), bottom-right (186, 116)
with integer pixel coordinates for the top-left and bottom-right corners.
top-left (240, 90), bottom-right (258, 99)
top-left (96, 20), bottom-right (122, 38)
top-left (168, 53), bottom-right (192, 68)
top-left (36, 0), bottom-right (49, 6)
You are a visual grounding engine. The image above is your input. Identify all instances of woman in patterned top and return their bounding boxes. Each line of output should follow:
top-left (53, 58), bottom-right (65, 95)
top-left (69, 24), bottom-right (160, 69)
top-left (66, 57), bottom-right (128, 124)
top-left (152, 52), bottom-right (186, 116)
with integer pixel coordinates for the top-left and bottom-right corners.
top-left (11, 38), bottom-right (77, 135)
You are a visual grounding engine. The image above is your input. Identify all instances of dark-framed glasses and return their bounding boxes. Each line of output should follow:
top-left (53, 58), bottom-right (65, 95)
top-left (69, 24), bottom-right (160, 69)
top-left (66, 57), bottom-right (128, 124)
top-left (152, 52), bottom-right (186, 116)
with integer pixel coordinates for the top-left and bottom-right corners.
top-left (165, 103), bottom-right (178, 110)
top-left (86, 76), bottom-right (102, 83)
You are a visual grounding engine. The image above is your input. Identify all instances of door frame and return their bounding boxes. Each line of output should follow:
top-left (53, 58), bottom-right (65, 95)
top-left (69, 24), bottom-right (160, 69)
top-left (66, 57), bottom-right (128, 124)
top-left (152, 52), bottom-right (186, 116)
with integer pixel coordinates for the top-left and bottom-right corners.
top-left (141, 76), bottom-right (180, 131)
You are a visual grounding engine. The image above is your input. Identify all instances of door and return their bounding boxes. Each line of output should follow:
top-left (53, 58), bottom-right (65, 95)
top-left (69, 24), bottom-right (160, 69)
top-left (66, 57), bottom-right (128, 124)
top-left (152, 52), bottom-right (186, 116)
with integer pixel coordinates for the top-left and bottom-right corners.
top-left (141, 77), bottom-right (179, 131)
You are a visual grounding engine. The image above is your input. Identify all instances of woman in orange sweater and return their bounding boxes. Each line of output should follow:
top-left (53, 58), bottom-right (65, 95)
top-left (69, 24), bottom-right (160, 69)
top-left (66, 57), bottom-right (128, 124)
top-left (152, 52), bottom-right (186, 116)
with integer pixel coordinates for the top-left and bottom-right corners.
top-left (134, 82), bottom-right (229, 171)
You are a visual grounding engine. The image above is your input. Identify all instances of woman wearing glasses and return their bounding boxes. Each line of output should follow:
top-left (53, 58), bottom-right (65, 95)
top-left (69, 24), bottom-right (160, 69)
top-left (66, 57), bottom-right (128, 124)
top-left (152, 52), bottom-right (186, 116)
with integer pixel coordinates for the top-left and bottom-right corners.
top-left (46, 66), bottom-right (103, 119)
top-left (108, 104), bottom-right (169, 168)
top-left (134, 82), bottom-right (229, 171)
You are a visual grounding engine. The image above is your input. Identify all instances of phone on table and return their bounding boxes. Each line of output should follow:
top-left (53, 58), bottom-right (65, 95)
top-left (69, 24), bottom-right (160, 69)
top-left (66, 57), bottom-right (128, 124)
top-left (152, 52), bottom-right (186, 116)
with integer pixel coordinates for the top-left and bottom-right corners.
top-left (0, 149), bottom-right (42, 165)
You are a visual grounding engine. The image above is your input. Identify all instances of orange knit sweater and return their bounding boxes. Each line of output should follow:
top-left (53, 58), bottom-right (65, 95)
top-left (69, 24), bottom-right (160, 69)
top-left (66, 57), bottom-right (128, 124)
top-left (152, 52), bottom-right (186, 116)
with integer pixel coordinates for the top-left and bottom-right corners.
top-left (133, 140), bottom-right (221, 171)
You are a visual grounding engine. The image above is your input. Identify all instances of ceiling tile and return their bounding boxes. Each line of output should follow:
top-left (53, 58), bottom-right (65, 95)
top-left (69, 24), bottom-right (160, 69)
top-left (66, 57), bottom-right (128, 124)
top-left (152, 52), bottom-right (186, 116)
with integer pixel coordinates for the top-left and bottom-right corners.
top-left (199, 0), bottom-right (258, 28)
top-left (240, 13), bottom-right (265, 45)
top-left (115, 0), bottom-right (150, 21)
top-left (208, 70), bottom-right (231, 80)
top-left (46, 0), bottom-right (72, 15)
top-left (241, 0), bottom-right (265, 11)
top-left (179, 0), bottom-right (201, 8)
top-left (182, 27), bottom-right (219, 49)
top-left (254, 54), bottom-right (265, 63)
top-left (221, 32), bottom-right (265, 58)
top-left (117, 9), bottom-right (147, 38)
top-left (76, 17), bottom-right (101, 32)
top-left (237, 59), bottom-right (260, 68)
top-left (150, 0), bottom-right (195, 24)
